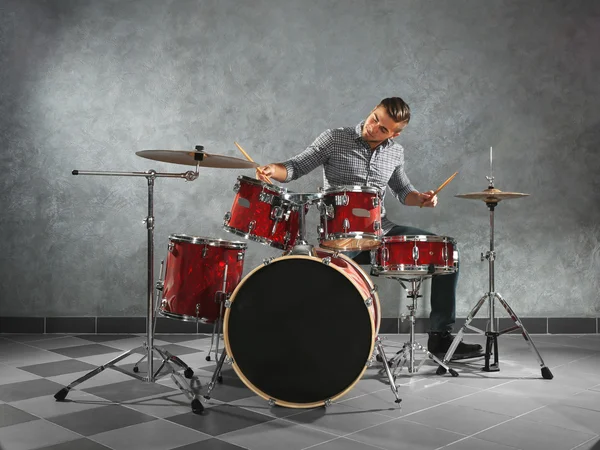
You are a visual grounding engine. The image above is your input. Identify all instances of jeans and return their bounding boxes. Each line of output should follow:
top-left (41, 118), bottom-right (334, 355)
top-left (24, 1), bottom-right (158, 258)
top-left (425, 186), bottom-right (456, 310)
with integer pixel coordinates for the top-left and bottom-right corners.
top-left (345, 224), bottom-right (457, 333)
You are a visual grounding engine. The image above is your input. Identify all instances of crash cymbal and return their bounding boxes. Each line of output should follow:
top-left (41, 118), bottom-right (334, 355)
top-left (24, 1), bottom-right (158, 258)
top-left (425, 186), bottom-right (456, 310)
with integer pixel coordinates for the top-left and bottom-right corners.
top-left (136, 150), bottom-right (259, 169)
top-left (455, 188), bottom-right (529, 203)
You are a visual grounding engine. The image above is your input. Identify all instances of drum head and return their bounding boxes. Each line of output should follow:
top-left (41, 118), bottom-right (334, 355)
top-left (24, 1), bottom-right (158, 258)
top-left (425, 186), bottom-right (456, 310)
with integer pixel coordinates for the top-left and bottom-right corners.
top-left (225, 256), bottom-right (374, 407)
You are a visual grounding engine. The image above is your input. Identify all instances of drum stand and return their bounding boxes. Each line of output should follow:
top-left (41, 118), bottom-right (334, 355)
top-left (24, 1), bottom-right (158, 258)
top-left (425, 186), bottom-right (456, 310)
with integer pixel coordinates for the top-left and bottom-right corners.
top-left (437, 178), bottom-right (553, 380)
top-left (384, 276), bottom-right (458, 377)
top-left (54, 165), bottom-right (206, 413)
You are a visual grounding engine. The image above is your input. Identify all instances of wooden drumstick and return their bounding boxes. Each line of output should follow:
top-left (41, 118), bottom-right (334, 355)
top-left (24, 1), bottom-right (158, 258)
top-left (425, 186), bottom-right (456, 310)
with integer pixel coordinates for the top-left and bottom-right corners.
top-left (420, 171), bottom-right (458, 208)
top-left (234, 141), bottom-right (273, 184)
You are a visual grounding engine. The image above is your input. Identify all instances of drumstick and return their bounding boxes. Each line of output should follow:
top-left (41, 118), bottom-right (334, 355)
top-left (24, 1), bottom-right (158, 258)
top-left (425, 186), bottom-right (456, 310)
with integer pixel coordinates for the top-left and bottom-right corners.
top-left (234, 141), bottom-right (273, 184)
top-left (420, 171), bottom-right (459, 208)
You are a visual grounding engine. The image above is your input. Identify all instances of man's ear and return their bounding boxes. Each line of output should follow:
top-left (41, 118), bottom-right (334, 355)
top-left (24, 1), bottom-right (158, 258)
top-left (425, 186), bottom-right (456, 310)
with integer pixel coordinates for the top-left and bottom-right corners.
top-left (391, 131), bottom-right (402, 138)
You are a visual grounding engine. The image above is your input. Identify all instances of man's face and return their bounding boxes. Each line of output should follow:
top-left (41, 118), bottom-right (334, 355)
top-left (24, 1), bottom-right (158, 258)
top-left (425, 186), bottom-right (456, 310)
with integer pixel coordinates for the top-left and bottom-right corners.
top-left (362, 105), bottom-right (406, 145)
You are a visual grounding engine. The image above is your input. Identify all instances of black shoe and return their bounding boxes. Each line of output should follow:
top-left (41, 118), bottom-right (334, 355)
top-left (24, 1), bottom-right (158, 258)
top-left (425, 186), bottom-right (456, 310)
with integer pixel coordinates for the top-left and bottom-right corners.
top-left (428, 332), bottom-right (483, 360)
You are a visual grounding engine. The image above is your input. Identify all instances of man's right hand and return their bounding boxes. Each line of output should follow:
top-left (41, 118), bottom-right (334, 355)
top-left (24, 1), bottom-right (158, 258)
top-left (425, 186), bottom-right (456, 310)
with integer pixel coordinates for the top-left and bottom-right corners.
top-left (255, 163), bottom-right (287, 183)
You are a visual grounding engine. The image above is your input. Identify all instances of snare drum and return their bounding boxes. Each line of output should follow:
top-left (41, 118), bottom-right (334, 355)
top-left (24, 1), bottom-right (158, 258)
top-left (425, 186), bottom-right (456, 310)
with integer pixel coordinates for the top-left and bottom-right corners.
top-left (223, 176), bottom-right (301, 251)
top-left (371, 235), bottom-right (458, 276)
top-left (224, 249), bottom-right (380, 408)
top-left (318, 186), bottom-right (382, 251)
top-left (159, 235), bottom-right (247, 323)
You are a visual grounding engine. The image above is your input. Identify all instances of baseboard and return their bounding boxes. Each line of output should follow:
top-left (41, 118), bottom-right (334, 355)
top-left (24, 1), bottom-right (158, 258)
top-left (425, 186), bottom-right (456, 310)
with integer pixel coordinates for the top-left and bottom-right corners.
top-left (0, 316), bottom-right (598, 334)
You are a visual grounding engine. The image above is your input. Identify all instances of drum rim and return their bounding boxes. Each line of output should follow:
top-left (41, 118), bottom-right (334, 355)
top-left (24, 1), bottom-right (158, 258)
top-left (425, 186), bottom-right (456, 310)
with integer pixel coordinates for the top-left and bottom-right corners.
top-left (237, 174), bottom-right (289, 195)
top-left (322, 185), bottom-right (382, 195)
top-left (320, 233), bottom-right (382, 251)
top-left (168, 234), bottom-right (248, 249)
top-left (223, 253), bottom-right (379, 408)
top-left (223, 225), bottom-right (288, 250)
top-left (381, 235), bottom-right (456, 244)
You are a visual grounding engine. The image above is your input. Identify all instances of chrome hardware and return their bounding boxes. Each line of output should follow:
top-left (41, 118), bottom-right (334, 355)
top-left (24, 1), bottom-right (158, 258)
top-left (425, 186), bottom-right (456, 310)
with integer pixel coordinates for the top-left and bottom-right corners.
top-left (373, 221), bottom-right (381, 231)
top-left (382, 247), bottom-right (389, 262)
top-left (342, 218), bottom-right (350, 232)
top-left (225, 355), bottom-right (233, 364)
top-left (237, 251), bottom-right (245, 261)
top-left (372, 196), bottom-right (379, 207)
top-left (442, 244), bottom-right (449, 263)
top-left (412, 244), bottom-right (419, 262)
top-left (263, 257), bottom-right (275, 266)
top-left (325, 204), bottom-right (335, 219)
top-left (317, 225), bottom-right (324, 236)
top-left (481, 252), bottom-right (485, 261)
top-left (322, 257), bottom-right (332, 265)
top-left (248, 220), bottom-right (256, 232)
top-left (371, 285), bottom-right (378, 293)
top-left (324, 399), bottom-right (332, 407)
top-left (224, 300), bottom-right (232, 308)
top-left (334, 194), bottom-right (349, 206)
top-left (223, 211), bottom-right (231, 225)
top-left (270, 206), bottom-right (284, 220)
top-left (155, 280), bottom-right (164, 291)
top-left (365, 297), bottom-right (373, 307)
top-left (259, 192), bottom-right (275, 204)
top-left (268, 398), bottom-right (276, 407)
top-left (283, 231), bottom-right (291, 245)
top-left (233, 180), bottom-right (240, 192)
top-left (167, 242), bottom-right (175, 252)
top-left (202, 246), bottom-right (208, 258)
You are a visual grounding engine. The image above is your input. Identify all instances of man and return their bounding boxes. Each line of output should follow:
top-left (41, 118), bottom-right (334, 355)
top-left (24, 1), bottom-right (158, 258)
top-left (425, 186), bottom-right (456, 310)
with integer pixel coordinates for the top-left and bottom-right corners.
top-left (256, 97), bottom-right (482, 360)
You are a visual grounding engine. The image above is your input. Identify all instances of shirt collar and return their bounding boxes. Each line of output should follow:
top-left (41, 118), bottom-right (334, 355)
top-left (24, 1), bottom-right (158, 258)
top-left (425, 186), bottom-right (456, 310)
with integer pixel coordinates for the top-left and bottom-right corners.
top-left (355, 121), bottom-right (394, 150)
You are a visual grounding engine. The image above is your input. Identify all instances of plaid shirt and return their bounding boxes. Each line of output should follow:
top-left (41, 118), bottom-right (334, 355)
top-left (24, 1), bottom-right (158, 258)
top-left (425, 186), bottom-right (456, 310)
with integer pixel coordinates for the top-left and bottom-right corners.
top-left (282, 122), bottom-right (416, 234)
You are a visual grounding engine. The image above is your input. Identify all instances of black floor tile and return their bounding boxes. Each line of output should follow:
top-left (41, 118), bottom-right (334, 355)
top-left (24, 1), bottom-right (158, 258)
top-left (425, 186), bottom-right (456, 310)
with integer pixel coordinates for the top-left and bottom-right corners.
top-left (0, 404), bottom-right (39, 428)
top-left (75, 334), bottom-right (138, 343)
top-left (167, 404), bottom-right (274, 436)
top-left (49, 344), bottom-right (122, 358)
top-left (194, 373), bottom-right (255, 403)
top-left (34, 438), bottom-right (113, 450)
top-left (155, 334), bottom-right (210, 343)
top-left (173, 438), bottom-right (248, 449)
top-left (48, 404), bottom-right (157, 436)
top-left (83, 379), bottom-right (178, 402)
top-left (0, 379), bottom-right (64, 402)
top-left (19, 359), bottom-right (98, 377)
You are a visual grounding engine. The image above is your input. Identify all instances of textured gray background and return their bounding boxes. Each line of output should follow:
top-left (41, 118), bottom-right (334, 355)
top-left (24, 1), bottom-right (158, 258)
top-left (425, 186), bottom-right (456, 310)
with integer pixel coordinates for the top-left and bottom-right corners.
top-left (1, 0), bottom-right (599, 320)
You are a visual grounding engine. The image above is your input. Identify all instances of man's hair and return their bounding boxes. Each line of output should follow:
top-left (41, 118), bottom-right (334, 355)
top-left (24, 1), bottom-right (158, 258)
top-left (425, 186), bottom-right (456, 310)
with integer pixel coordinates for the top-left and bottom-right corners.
top-left (378, 97), bottom-right (411, 126)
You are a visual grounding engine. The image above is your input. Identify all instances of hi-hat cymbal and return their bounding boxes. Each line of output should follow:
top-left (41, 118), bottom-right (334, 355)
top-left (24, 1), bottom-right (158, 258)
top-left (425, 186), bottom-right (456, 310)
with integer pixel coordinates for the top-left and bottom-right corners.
top-left (455, 188), bottom-right (529, 203)
top-left (136, 150), bottom-right (259, 169)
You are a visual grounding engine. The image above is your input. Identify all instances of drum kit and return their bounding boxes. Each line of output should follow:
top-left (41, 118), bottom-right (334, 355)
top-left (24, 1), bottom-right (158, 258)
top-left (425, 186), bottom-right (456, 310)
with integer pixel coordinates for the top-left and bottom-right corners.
top-left (54, 145), bottom-right (552, 415)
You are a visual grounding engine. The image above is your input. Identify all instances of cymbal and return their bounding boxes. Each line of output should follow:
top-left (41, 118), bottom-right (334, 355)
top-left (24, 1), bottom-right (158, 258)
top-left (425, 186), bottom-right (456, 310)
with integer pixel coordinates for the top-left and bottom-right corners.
top-left (455, 188), bottom-right (529, 203)
top-left (136, 150), bottom-right (259, 169)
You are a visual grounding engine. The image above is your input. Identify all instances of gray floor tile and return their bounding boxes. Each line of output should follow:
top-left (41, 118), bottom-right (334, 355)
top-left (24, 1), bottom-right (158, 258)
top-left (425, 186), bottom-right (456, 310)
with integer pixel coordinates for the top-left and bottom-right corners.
top-left (0, 419), bottom-right (81, 450)
top-left (172, 438), bottom-right (248, 449)
top-left (132, 343), bottom-right (202, 357)
top-left (404, 403), bottom-right (512, 435)
top-left (486, 378), bottom-right (584, 403)
top-left (340, 390), bottom-right (441, 419)
top-left (27, 336), bottom-right (93, 350)
top-left (449, 389), bottom-right (548, 417)
top-left (167, 404), bottom-right (275, 436)
top-left (350, 417), bottom-right (464, 450)
top-left (49, 343), bottom-right (124, 358)
top-left (401, 378), bottom-right (481, 402)
top-left (475, 417), bottom-right (596, 450)
top-left (0, 403), bottom-right (38, 428)
top-left (196, 374), bottom-right (257, 403)
top-left (519, 404), bottom-right (600, 435)
top-left (83, 379), bottom-right (178, 402)
top-left (0, 344), bottom-right (70, 366)
top-left (0, 334), bottom-right (66, 343)
top-left (443, 437), bottom-right (523, 450)
top-left (48, 404), bottom-right (157, 436)
top-left (231, 395), bottom-right (322, 419)
top-left (11, 390), bottom-right (109, 418)
top-left (123, 392), bottom-right (224, 418)
top-left (0, 378), bottom-right (64, 402)
top-left (90, 418), bottom-right (210, 450)
top-left (34, 438), bottom-right (113, 450)
top-left (75, 334), bottom-right (138, 343)
top-left (572, 437), bottom-right (600, 450)
top-left (0, 364), bottom-right (41, 385)
top-left (308, 437), bottom-right (392, 450)
top-left (19, 359), bottom-right (98, 377)
top-left (154, 334), bottom-right (210, 344)
top-left (48, 366), bottom-right (137, 389)
top-left (220, 418), bottom-right (336, 450)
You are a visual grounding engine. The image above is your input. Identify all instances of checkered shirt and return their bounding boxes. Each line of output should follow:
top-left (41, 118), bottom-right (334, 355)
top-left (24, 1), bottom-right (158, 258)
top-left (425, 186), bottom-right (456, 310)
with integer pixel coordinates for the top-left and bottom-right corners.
top-left (282, 122), bottom-right (416, 234)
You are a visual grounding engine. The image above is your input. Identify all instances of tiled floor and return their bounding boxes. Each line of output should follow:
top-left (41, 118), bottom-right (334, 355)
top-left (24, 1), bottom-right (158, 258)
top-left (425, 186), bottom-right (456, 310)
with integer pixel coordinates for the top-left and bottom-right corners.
top-left (0, 332), bottom-right (599, 450)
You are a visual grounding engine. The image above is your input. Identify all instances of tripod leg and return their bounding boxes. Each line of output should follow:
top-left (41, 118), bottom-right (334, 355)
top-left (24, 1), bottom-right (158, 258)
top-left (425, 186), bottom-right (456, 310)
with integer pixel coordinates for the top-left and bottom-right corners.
top-left (204, 349), bottom-right (228, 400)
top-left (375, 338), bottom-right (402, 404)
top-left (412, 342), bottom-right (458, 377)
top-left (153, 346), bottom-right (194, 379)
top-left (495, 293), bottom-right (553, 379)
top-left (483, 332), bottom-right (500, 372)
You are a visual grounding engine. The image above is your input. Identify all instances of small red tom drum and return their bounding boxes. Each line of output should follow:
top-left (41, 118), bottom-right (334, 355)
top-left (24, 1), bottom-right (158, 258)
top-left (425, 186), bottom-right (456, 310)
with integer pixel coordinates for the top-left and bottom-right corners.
top-left (224, 176), bottom-right (301, 251)
top-left (159, 235), bottom-right (247, 323)
top-left (371, 235), bottom-right (458, 276)
top-left (318, 186), bottom-right (382, 251)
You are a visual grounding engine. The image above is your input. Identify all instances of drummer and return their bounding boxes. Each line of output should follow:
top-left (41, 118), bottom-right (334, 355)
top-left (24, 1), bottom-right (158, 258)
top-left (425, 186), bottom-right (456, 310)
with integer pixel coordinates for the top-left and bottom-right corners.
top-left (256, 97), bottom-right (483, 360)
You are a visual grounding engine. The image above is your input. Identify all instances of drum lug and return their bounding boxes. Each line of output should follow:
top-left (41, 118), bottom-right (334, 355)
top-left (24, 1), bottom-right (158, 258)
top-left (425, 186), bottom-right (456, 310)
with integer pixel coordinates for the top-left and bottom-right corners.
top-left (324, 204), bottom-right (335, 219)
top-left (224, 299), bottom-right (232, 308)
top-left (283, 231), bottom-right (291, 246)
top-left (202, 246), bottom-right (208, 258)
top-left (263, 257), bottom-right (275, 266)
top-left (442, 244), bottom-right (448, 263)
top-left (225, 355), bottom-right (234, 364)
top-left (322, 257), bottom-right (332, 266)
top-left (259, 192), bottom-right (275, 204)
top-left (343, 218), bottom-right (350, 233)
top-left (412, 244), bottom-right (419, 262)
top-left (324, 399), bottom-right (332, 407)
top-left (365, 297), bottom-right (373, 307)
top-left (373, 221), bottom-right (381, 231)
top-left (270, 205), bottom-right (284, 220)
top-left (233, 180), bottom-right (240, 193)
top-left (223, 211), bottom-right (231, 225)
top-left (167, 242), bottom-right (175, 252)
top-left (155, 280), bottom-right (164, 291)
top-left (248, 220), bottom-right (256, 233)
top-left (372, 196), bottom-right (379, 207)
top-left (334, 194), bottom-right (349, 206)
top-left (268, 398), bottom-right (276, 407)
top-left (237, 251), bottom-right (245, 261)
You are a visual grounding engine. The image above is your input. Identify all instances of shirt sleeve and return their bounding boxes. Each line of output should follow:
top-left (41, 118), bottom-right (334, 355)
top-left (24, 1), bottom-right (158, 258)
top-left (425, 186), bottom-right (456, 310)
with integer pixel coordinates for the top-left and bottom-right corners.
top-left (388, 162), bottom-right (416, 205)
top-left (281, 130), bottom-right (334, 182)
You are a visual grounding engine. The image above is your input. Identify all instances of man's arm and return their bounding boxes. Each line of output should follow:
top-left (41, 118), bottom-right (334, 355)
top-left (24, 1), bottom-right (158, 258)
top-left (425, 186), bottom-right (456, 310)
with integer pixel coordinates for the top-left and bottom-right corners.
top-left (256, 163), bottom-right (287, 183)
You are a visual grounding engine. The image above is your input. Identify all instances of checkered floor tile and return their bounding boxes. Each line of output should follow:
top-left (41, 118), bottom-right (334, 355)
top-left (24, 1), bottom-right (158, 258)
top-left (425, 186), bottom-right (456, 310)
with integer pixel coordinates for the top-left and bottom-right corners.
top-left (0, 333), bottom-right (599, 450)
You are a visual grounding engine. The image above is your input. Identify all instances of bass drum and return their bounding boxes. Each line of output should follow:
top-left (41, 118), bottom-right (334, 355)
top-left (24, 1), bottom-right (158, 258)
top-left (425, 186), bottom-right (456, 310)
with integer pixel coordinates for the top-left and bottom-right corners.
top-left (223, 249), bottom-right (380, 408)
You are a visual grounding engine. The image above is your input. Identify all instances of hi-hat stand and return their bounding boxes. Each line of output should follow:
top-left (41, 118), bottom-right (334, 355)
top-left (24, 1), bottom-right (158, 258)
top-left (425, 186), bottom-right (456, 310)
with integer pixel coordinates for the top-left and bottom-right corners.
top-left (54, 165), bottom-right (205, 412)
top-left (438, 168), bottom-right (553, 379)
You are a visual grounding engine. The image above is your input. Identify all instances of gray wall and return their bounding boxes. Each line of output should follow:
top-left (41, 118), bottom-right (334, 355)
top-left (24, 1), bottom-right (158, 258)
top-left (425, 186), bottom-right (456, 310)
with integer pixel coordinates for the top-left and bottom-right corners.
top-left (1, 0), bottom-right (599, 320)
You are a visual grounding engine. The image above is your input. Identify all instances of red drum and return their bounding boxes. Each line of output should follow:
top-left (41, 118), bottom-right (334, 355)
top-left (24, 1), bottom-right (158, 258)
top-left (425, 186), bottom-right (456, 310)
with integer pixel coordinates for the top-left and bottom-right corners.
top-left (371, 235), bottom-right (458, 276)
top-left (159, 235), bottom-right (247, 323)
top-left (318, 186), bottom-right (382, 251)
top-left (223, 176), bottom-right (301, 251)
top-left (224, 249), bottom-right (380, 408)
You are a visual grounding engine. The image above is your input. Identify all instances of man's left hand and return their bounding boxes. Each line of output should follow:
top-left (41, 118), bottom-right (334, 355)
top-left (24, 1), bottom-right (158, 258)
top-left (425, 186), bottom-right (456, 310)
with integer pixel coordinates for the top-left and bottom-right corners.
top-left (420, 190), bottom-right (438, 208)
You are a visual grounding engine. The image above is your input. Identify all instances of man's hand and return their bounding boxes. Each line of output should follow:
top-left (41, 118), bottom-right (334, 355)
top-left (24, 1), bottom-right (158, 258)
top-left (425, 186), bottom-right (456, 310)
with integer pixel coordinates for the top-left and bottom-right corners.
top-left (255, 163), bottom-right (287, 183)
top-left (419, 190), bottom-right (438, 208)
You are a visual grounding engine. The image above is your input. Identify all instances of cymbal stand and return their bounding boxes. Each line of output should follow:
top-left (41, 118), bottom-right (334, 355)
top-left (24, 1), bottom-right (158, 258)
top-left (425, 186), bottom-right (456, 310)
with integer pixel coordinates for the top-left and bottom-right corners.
top-left (54, 166), bottom-right (208, 413)
top-left (438, 175), bottom-right (553, 380)
top-left (385, 277), bottom-right (457, 377)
